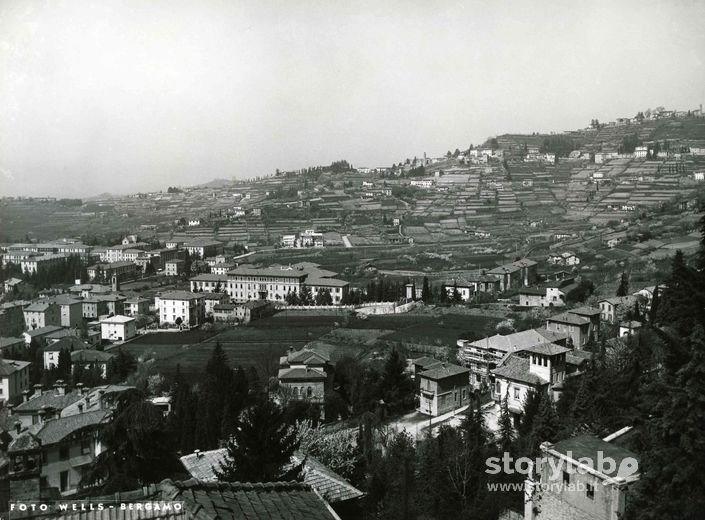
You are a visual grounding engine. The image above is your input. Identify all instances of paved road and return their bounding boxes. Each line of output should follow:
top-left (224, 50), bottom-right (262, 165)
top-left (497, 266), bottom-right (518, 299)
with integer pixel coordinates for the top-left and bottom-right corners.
top-left (388, 402), bottom-right (499, 441)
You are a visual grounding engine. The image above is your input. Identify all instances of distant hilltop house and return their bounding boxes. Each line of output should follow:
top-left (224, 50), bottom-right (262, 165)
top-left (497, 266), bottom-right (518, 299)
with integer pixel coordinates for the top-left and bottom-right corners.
top-left (281, 229), bottom-right (324, 249)
top-left (410, 179), bottom-right (434, 189)
top-left (547, 251), bottom-right (580, 266)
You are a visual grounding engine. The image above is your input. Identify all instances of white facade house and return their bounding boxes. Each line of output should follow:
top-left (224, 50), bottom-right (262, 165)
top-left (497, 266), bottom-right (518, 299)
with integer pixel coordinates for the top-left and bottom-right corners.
top-left (156, 291), bottom-right (205, 328)
top-left (100, 315), bottom-right (137, 342)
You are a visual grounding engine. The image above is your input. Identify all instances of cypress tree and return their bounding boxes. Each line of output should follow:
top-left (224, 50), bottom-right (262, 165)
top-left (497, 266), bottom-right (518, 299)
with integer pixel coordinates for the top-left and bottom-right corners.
top-left (421, 276), bottom-right (431, 302)
top-left (529, 395), bottom-right (559, 454)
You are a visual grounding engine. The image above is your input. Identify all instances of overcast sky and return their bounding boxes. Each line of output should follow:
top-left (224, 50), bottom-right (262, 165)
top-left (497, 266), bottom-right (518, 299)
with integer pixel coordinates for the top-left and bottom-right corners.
top-left (1, 0), bottom-right (704, 197)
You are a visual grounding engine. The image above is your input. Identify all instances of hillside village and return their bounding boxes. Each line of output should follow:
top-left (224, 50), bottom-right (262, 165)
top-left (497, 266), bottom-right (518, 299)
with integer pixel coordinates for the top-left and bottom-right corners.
top-left (0, 107), bottom-right (704, 519)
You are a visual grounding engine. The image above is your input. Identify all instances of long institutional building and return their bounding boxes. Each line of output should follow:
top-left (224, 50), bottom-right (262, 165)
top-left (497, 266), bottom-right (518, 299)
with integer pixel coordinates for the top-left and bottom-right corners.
top-left (223, 262), bottom-right (349, 304)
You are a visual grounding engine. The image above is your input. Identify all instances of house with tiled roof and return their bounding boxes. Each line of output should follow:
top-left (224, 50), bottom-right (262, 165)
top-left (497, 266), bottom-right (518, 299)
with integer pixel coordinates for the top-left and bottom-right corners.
top-left (41, 336), bottom-right (89, 371)
top-left (441, 272), bottom-right (501, 301)
top-left (526, 433), bottom-right (640, 520)
top-left (598, 296), bottom-right (637, 324)
top-left (457, 328), bottom-right (569, 390)
top-left (45, 294), bottom-right (83, 328)
top-left (491, 343), bottom-right (570, 419)
top-left (8, 409), bottom-right (111, 499)
top-left (417, 362), bottom-right (471, 416)
top-left (13, 382), bottom-right (82, 428)
top-left (179, 448), bottom-right (361, 516)
top-left (518, 278), bottom-right (579, 308)
top-left (546, 309), bottom-right (596, 348)
top-left (23, 301), bottom-right (61, 331)
top-left (22, 325), bottom-right (65, 346)
top-left (71, 350), bottom-right (115, 378)
top-left (0, 336), bottom-right (26, 357)
top-left (160, 478), bottom-right (341, 520)
top-left (487, 258), bottom-right (538, 291)
top-left (278, 346), bottom-right (332, 413)
top-left (155, 291), bottom-right (205, 328)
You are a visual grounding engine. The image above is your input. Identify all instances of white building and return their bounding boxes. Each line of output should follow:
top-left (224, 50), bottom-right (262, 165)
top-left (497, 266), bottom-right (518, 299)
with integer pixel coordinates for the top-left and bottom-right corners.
top-left (0, 359), bottom-right (31, 405)
top-left (100, 315), bottom-right (137, 342)
top-left (156, 291), bottom-right (205, 328)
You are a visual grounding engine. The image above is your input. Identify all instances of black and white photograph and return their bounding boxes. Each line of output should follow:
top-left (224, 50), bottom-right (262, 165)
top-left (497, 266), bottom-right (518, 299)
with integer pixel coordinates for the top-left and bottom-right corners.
top-left (0, 1), bottom-right (704, 519)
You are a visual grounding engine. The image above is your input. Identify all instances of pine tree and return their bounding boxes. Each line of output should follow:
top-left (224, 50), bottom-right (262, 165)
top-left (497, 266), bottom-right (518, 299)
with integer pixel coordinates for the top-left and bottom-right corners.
top-left (625, 328), bottom-right (705, 519)
top-left (215, 399), bottom-right (297, 482)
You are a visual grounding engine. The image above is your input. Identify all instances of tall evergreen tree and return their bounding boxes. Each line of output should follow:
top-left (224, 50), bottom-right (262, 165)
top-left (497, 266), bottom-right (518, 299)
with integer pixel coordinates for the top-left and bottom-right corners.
top-left (215, 399), bottom-right (297, 482)
top-left (497, 391), bottom-right (515, 454)
top-left (529, 394), bottom-right (559, 454)
top-left (616, 271), bottom-right (630, 296)
top-left (421, 276), bottom-right (431, 302)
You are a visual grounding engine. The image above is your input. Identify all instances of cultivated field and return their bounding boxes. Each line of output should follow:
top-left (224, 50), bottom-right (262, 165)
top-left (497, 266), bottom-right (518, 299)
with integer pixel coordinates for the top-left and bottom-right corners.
top-left (116, 310), bottom-right (501, 382)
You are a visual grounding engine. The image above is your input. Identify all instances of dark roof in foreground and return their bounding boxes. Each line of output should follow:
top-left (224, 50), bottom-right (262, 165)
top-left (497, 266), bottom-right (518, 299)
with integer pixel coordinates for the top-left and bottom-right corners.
top-left (180, 448), bottom-right (362, 505)
top-left (160, 478), bottom-right (339, 520)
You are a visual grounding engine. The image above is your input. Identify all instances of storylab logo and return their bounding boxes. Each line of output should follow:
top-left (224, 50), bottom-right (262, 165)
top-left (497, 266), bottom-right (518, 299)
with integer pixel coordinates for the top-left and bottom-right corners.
top-left (485, 451), bottom-right (639, 480)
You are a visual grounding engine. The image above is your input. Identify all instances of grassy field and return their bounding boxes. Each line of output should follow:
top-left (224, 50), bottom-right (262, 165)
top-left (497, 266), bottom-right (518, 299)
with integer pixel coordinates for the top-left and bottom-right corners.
top-left (115, 311), bottom-right (502, 382)
top-left (379, 313), bottom-right (502, 345)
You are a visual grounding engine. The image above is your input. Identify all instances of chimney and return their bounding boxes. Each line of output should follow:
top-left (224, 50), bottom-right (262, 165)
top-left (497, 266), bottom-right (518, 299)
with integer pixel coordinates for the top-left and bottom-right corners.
top-left (14, 421), bottom-right (21, 435)
top-left (98, 389), bottom-right (105, 409)
top-left (54, 380), bottom-right (66, 395)
top-left (194, 449), bottom-right (202, 458)
top-left (76, 382), bottom-right (85, 395)
top-left (22, 390), bottom-right (30, 402)
top-left (7, 403), bottom-right (14, 416)
top-left (86, 394), bottom-right (91, 407)
top-left (33, 384), bottom-right (42, 397)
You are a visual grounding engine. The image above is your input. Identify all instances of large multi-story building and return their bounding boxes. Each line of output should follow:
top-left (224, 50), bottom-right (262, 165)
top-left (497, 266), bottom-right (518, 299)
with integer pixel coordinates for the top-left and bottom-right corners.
top-left (20, 254), bottom-right (68, 275)
top-left (225, 262), bottom-right (348, 304)
top-left (156, 291), bottom-right (205, 328)
top-left (87, 261), bottom-right (139, 282)
top-left (184, 238), bottom-right (223, 259)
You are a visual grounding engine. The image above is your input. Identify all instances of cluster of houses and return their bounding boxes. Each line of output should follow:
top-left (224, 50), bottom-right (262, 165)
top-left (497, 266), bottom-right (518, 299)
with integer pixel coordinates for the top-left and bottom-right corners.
top-left (281, 229), bottom-right (325, 248)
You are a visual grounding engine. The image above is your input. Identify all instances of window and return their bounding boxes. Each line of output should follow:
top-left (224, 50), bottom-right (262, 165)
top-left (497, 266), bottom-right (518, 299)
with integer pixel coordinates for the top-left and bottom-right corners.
top-left (586, 482), bottom-right (595, 499)
top-left (81, 439), bottom-right (91, 455)
top-left (562, 470), bottom-right (570, 485)
top-left (59, 444), bottom-right (69, 460)
top-left (495, 382), bottom-right (501, 394)
top-left (513, 388), bottom-right (520, 399)
top-left (60, 471), bottom-right (69, 491)
top-left (306, 386), bottom-right (313, 398)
